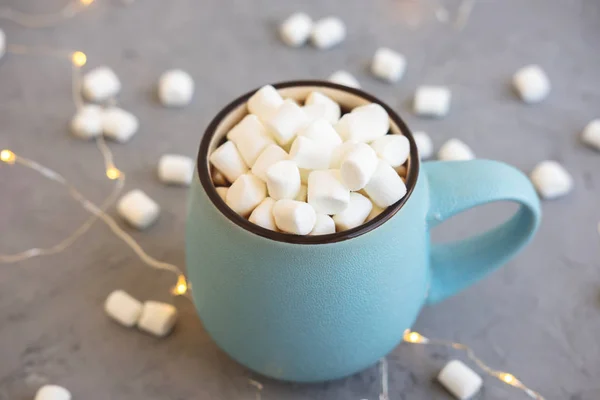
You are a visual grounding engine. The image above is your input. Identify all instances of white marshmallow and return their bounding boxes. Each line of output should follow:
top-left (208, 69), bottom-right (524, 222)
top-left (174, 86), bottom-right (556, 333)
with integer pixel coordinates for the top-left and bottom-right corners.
top-left (310, 214), bottom-right (336, 235)
top-left (227, 115), bottom-right (275, 166)
top-left (251, 144), bottom-right (288, 181)
top-left (137, 301), bottom-right (177, 337)
top-left (280, 12), bottom-right (313, 47)
top-left (70, 105), bottom-right (104, 139)
top-left (158, 69), bottom-right (194, 107)
top-left (297, 118), bottom-right (342, 150)
top-left (210, 141), bottom-right (249, 183)
top-left (335, 103), bottom-right (390, 143)
top-left (248, 85), bottom-right (284, 121)
top-left (340, 143), bottom-right (379, 190)
top-left (303, 104), bottom-right (329, 126)
top-left (513, 65), bottom-right (550, 104)
top-left (582, 119), bottom-right (600, 151)
top-left (370, 135), bottom-right (410, 168)
top-left (311, 17), bottom-right (346, 49)
top-left (34, 385), bottom-right (71, 400)
top-left (366, 203), bottom-right (385, 222)
top-left (104, 290), bottom-right (143, 328)
top-left (330, 140), bottom-right (359, 169)
top-left (266, 99), bottom-right (309, 146)
top-left (212, 170), bottom-right (228, 186)
top-left (158, 154), bottom-right (194, 186)
top-left (371, 48), bottom-right (407, 83)
top-left (82, 66), bottom-right (121, 102)
top-left (437, 360), bottom-right (482, 400)
top-left (295, 184), bottom-right (308, 202)
top-left (364, 160), bottom-right (407, 208)
top-left (328, 70), bottom-right (360, 89)
top-left (438, 139), bottom-right (474, 161)
top-left (102, 107), bottom-right (139, 143)
top-left (530, 160), bottom-right (573, 199)
top-left (308, 169), bottom-right (350, 214)
top-left (333, 192), bottom-right (373, 231)
top-left (273, 199), bottom-right (316, 235)
top-left (216, 186), bottom-right (228, 201)
top-left (0, 29), bottom-right (5, 60)
top-left (226, 173), bottom-right (267, 217)
top-left (305, 92), bottom-right (341, 124)
top-left (413, 131), bottom-right (433, 159)
top-left (266, 160), bottom-right (301, 200)
top-left (117, 189), bottom-right (160, 230)
top-left (414, 86), bottom-right (451, 118)
top-left (289, 136), bottom-right (332, 170)
top-left (299, 167), bottom-right (311, 184)
top-left (249, 197), bottom-right (277, 230)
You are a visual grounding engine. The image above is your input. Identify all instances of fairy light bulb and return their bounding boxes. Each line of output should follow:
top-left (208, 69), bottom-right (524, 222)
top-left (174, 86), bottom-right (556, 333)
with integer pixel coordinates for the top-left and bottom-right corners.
top-left (106, 167), bottom-right (121, 180)
top-left (499, 372), bottom-right (517, 385)
top-left (71, 51), bottom-right (87, 67)
top-left (171, 274), bottom-right (188, 295)
top-left (1, 150), bottom-right (16, 164)
top-left (80, 0), bottom-right (94, 5)
top-left (404, 330), bottom-right (426, 343)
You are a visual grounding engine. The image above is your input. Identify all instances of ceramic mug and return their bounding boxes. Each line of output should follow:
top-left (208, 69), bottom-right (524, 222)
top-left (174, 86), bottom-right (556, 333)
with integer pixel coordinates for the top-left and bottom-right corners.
top-left (186, 81), bottom-right (541, 382)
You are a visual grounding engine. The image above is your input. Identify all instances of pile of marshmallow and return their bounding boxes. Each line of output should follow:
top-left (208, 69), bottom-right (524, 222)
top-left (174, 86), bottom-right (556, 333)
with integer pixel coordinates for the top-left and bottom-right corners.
top-left (209, 85), bottom-right (410, 235)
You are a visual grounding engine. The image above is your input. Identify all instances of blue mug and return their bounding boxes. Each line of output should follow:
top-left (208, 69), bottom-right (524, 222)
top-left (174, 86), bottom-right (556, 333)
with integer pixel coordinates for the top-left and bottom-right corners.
top-left (186, 81), bottom-right (541, 382)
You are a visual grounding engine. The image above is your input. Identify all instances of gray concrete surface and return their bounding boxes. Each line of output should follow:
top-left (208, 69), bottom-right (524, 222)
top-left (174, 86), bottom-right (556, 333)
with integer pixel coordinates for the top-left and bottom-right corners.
top-left (0, 0), bottom-right (599, 398)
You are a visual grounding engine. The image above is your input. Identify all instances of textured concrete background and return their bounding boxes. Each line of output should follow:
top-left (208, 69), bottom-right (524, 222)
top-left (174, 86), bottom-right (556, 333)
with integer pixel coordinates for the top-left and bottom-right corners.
top-left (0, 0), bottom-right (599, 399)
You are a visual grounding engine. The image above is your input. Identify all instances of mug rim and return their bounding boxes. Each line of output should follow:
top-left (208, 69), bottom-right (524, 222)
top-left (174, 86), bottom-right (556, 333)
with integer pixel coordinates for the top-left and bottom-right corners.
top-left (197, 80), bottom-right (420, 244)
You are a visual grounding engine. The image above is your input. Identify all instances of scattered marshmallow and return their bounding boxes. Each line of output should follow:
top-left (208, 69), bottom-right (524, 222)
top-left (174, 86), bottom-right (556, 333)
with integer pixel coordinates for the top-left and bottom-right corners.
top-left (226, 173), bottom-right (267, 217)
top-left (366, 203), bottom-right (385, 222)
top-left (364, 160), bottom-right (407, 208)
top-left (310, 214), bottom-right (336, 235)
top-left (438, 139), bottom-right (474, 161)
top-left (371, 48), bottom-right (406, 83)
top-left (210, 141), bottom-right (249, 183)
top-left (582, 119), bottom-right (600, 151)
top-left (328, 70), bottom-right (360, 88)
top-left (0, 29), bottom-right (5, 60)
top-left (273, 199), bottom-right (316, 234)
top-left (249, 197), bottom-right (277, 230)
top-left (104, 290), bottom-right (143, 328)
top-left (413, 131), bottom-right (433, 159)
top-left (330, 140), bottom-right (359, 169)
top-left (102, 107), bottom-right (139, 143)
top-left (82, 66), bottom-right (121, 102)
top-left (251, 144), bottom-right (288, 181)
top-left (437, 360), bottom-right (482, 400)
top-left (280, 12), bottom-right (313, 47)
top-left (137, 301), bottom-right (178, 337)
top-left (212, 170), bottom-right (228, 186)
top-left (335, 103), bottom-right (390, 143)
top-left (308, 169), bottom-right (350, 214)
top-left (305, 91), bottom-right (341, 124)
top-left (70, 105), bottom-right (104, 139)
top-left (414, 86), bottom-right (451, 118)
top-left (513, 65), bottom-right (550, 104)
top-left (266, 160), bottom-right (301, 200)
top-left (530, 160), bottom-right (573, 200)
top-left (333, 192), bottom-right (373, 231)
top-left (297, 118), bottom-right (343, 150)
top-left (311, 17), bottom-right (346, 49)
top-left (289, 136), bottom-right (332, 170)
top-left (117, 189), bottom-right (160, 230)
top-left (340, 143), bottom-right (379, 190)
top-left (227, 115), bottom-right (275, 166)
top-left (295, 184), bottom-right (308, 202)
top-left (370, 135), bottom-right (410, 168)
top-left (34, 385), bottom-right (71, 400)
top-left (158, 154), bottom-right (194, 186)
top-left (158, 69), bottom-right (194, 107)
top-left (248, 85), bottom-right (284, 121)
top-left (266, 99), bottom-right (309, 146)
top-left (216, 186), bottom-right (228, 201)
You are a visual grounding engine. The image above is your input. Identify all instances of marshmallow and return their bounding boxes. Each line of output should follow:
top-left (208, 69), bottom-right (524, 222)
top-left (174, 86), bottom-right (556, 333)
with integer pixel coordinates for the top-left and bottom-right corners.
top-left (513, 65), bottom-right (550, 104)
top-left (82, 66), bottom-right (121, 102)
top-left (370, 135), bottom-right (410, 168)
top-left (280, 12), bottom-right (313, 47)
top-left (366, 203), bottom-right (385, 222)
top-left (251, 144), bottom-right (288, 181)
top-left (212, 170), bottom-right (228, 186)
top-left (248, 85), bottom-right (284, 121)
top-left (216, 186), bottom-right (228, 201)
top-left (226, 173), bottom-right (267, 217)
top-left (364, 160), bottom-right (407, 208)
top-left (437, 360), bottom-right (482, 400)
top-left (117, 189), bottom-right (160, 230)
top-left (266, 160), bottom-right (301, 200)
top-left (414, 86), bottom-right (451, 118)
top-left (582, 119), bottom-right (600, 151)
top-left (328, 70), bottom-right (360, 88)
top-left (158, 69), bottom-right (194, 107)
top-left (438, 139), bottom-right (474, 161)
top-left (305, 92), bottom-right (341, 124)
top-left (266, 99), bottom-right (309, 146)
top-left (289, 136), bottom-right (332, 170)
top-left (249, 197), bottom-right (277, 230)
top-left (70, 105), bottom-right (104, 139)
top-left (335, 103), bottom-right (390, 143)
top-left (340, 143), bottom-right (379, 190)
top-left (104, 290), bottom-right (143, 328)
top-left (102, 107), bottom-right (139, 143)
top-left (0, 29), bottom-right (5, 60)
top-left (299, 167), bottom-right (311, 184)
top-left (413, 131), bottom-right (433, 159)
top-left (333, 192), bottom-right (373, 231)
top-left (273, 199), bottom-right (316, 235)
top-left (302, 103), bottom-right (332, 125)
top-left (371, 48), bottom-right (407, 83)
top-left (210, 141), bottom-right (249, 183)
top-left (137, 301), bottom-right (177, 337)
top-left (330, 140), bottom-right (359, 169)
top-left (530, 160), bottom-right (573, 199)
top-left (295, 184), bottom-right (308, 202)
top-left (158, 154), bottom-right (195, 186)
top-left (308, 169), bottom-right (350, 214)
top-left (310, 214), bottom-right (336, 235)
top-left (34, 385), bottom-right (71, 400)
top-left (297, 118), bottom-right (342, 150)
top-left (227, 115), bottom-right (275, 166)
top-left (311, 17), bottom-right (346, 49)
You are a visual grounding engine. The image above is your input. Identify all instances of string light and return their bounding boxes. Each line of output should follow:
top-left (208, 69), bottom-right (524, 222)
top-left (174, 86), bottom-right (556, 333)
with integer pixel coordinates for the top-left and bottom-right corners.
top-left (1, 149), bottom-right (16, 164)
top-left (71, 51), bottom-right (87, 67)
top-left (80, 0), bottom-right (95, 5)
top-left (171, 274), bottom-right (189, 296)
top-left (106, 167), bottom-right (121, 180)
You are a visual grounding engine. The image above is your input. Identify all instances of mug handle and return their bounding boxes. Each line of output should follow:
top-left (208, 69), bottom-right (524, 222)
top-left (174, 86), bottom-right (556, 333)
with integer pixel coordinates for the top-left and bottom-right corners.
top-left (424, 159), bottom-right (541, 304)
